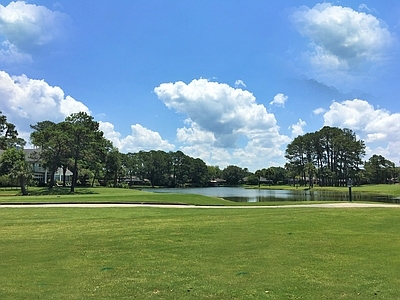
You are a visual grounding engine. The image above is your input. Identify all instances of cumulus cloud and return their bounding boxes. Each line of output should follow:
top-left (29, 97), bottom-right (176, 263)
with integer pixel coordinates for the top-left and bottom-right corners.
top-left (0, 69), bottom-right (175, 153)
top-left (179, 144), bottom-right (232, 169)
top-left (154, 78), bottom-right (291, 169)
top-left (270, 93), bottom-right (288, 107)
top-left (291, 3), bottom-right (396, 72)
top-left (0, 40), bottom-right (33, 63)
top-left (322, 99), bottom-right (400, 162)
top-left (100, 122), bottom-right (175, 153)
top-left (0, 70), bottom-right (90, 132)
top-left (290, 119), bottom-right (307, 137)
top-left (0, 1), bottom-right (70, 63)
top-left (154, 78), bottom-right (287, 146)
top-left (176, 119), bottom-right (216, 145)
top-left (322, 99), bottom-right (400, 137)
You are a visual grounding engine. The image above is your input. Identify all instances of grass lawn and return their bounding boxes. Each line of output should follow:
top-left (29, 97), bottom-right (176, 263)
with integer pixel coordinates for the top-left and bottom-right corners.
top-left (0, 187), bottom-right (237, 206)
top-left (1, 207), bottom-right (400, 299)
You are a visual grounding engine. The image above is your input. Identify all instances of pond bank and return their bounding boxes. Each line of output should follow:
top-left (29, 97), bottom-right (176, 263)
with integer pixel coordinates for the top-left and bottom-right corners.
top-left (147, 186), bottom-right (400, 203)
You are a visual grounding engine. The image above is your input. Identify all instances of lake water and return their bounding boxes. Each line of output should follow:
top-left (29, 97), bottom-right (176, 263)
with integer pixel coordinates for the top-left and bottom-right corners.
top-left (147, 187), bottom-right (399, 203)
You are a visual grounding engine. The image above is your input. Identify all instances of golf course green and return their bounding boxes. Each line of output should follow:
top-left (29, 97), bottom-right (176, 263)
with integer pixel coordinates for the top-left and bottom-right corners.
top-left (1, 186), bottom-right (400, 299)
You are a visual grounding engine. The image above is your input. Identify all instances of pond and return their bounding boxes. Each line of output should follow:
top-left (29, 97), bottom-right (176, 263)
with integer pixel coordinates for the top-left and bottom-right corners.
top-left (147, 187), bottom-right (400, 203)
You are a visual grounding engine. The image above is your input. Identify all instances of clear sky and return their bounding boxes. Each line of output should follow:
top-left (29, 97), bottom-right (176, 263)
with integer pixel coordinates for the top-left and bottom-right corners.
top-left (1, 1), bottom-right (399, 171)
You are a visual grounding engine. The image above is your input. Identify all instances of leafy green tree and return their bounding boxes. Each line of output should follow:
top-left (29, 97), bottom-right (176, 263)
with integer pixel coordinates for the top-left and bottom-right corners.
top-left (85, 138), bottom-right (113, 187)
top-left (105, 148), bottom-right (123, 187)
top-left (285, 135), bottom-right (308, 183)
top-left (63, 112), bottom-right (108, 193)
top-left (364, 155), bottom-right (395, 184)
top-left (0, 111), bottom-right (25, 149)
top-left (0, 148), bottom-right (32, 195)
top-left (222, 165), bottom-right (245, 185)
top-left (30, 121), bottom-right (69, 187)
top-left (269, 166), bottom-right (287, 184)
top-left (285, 126), bottom-right (365, 186)
top-left (122, 152), bottom-right (140, 184)
top-left (170, 150), bottom-right (190, 187)
top-left (246, 174), bottom-right (259, 185)
top-left (207, 165), bottom-right (222, 180)
top-left (304, 162), bottom-right (316, 188)
top-left (188, 158), bottom-right (208, 187)
top-left (136, 150), bottom-right (171, 187)
top-left (254, 169), bottom-right (264, 187)
top-left (264, 167), bottom-right (275, 186)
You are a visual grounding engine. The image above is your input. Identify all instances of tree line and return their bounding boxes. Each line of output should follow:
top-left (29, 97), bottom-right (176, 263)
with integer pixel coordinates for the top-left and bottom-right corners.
top-left (285, 126), bottom-right (397, 186)
top-left (0, 112), bottom-right (253, 194)
top-left (1, 111), bottom-right (399, 195)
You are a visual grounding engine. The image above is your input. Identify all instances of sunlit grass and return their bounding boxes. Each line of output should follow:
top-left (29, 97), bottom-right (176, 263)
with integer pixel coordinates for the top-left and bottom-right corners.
top-left (0, 186), bottom-right (238, 206)
top-left (1, 207), bottom-right (400, 299)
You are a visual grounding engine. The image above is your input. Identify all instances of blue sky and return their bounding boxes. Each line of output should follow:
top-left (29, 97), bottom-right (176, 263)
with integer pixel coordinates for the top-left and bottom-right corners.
top-left (1, 1), bottom-right (400, 171)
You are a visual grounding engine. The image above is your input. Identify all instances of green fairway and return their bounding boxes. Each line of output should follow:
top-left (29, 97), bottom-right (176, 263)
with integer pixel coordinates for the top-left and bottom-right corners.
top-left (1, 207), bottom-right (400, 299)
top-left (0, 187), bottom-right (236, 206)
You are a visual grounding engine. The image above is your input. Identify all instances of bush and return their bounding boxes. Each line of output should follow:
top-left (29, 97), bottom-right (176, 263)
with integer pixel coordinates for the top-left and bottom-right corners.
top-left (0, 175), bottom-right (16, 187)
top-left (246, 175), bottom-right (260, 185)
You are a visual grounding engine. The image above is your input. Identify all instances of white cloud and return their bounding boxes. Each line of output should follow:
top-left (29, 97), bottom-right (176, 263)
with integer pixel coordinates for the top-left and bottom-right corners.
top-left (0, 40), bottom-right (33, 64)
top-left (322, 99), bottom-right (400, 135)
top-left (358, 4), bottom-right (371, 13)
top-left (154, 78), bottom-right (291, 170)
top-left (290, 119), bottom-right (307, 137)
top-left (0, 1), bottom-right (69, 62)
top-left (270, 93), bottom-right (288, 107)
top-left (0, 70), bottom-right (90, 133)
top-left (98, 121), bottom-right (122, 147)
top-left (313, 107), bottom-right (326, 115)
top-left (234, 79), bottom-right (247, 88)
top-left (100, 122), bottom-right (175, 153)
top-left (180, 144), bottom-right (232, 169)
top-left (322, 99), bottom-right (400, 163)
top-left (176, 119), bottom-right (216, 145)
top-left (154, 78), bottom-right (283, 147)
top-left (291, 3), bottom-right (396, 72)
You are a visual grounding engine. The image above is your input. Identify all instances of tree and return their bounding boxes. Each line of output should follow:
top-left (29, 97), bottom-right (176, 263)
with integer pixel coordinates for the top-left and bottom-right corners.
top-left (207, 165), bottom-right (222, 180)
top-left (264, 167), bottom-right (276, 186)
top-left (222, 165), bottom-right (245, 185)
top-left (122, 152), bottom-right (139, 185)
top-left (304, 162), bottom-right (316, 188)
top-left (254, 169), bottom-right (264, 187)
top-left (285, 126), bottom-right (365, 186)
top-left (135, 150), bottom-right (171, 187)
top-left (188, 158), bottom-right (208, 187)
top-left (63, 112), bottom-right (108, 193)
top-left (105, 148), bottom-right (123, 187)
top-left (364, 155), bottom-right (395, 184)
top-left (83, 137), bottom-right (113, 187)
top-left (0, 148), bottom-right (31, 195)
top-left (170, 150), bottom-right (190, 187)
top-left (30, 121), bottom-right (69, 187)
top-left (0, 111), bottom-right (25, 149)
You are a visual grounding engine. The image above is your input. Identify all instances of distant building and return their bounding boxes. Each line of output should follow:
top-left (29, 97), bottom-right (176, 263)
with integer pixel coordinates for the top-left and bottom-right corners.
top-left (209, 178), bottom-right (226, 187)
top-left (0, 148), bottom-right (72, 184)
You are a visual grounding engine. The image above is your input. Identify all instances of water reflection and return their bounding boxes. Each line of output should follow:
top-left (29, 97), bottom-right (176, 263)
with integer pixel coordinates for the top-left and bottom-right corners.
top-left (147, 187), bottom-right (399, 203)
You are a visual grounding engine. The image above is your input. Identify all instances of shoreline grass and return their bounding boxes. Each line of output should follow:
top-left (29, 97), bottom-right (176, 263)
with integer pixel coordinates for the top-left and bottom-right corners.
top-left (247, 183), bottom-right (400, 196)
